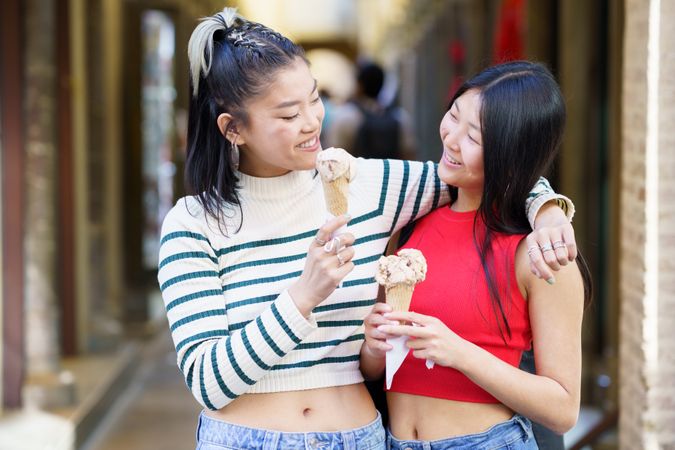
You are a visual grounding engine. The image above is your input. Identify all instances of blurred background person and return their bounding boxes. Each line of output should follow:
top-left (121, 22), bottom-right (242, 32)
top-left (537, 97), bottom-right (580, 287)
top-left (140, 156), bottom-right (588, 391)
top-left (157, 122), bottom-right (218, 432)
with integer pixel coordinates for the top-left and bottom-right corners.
top-left (325, 61), bottom-right (416, 160)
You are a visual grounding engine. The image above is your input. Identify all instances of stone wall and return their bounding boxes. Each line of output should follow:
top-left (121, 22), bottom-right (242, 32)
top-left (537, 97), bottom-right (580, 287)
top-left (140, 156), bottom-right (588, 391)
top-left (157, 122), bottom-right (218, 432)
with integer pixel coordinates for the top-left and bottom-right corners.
top-left (620, 0), bottom-right (675, 447)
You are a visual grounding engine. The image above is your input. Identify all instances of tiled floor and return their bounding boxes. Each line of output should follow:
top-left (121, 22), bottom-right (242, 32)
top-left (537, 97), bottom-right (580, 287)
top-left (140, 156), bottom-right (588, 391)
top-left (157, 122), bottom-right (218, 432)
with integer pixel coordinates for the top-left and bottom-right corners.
top-left (82, 331), bottom-right (200, 450)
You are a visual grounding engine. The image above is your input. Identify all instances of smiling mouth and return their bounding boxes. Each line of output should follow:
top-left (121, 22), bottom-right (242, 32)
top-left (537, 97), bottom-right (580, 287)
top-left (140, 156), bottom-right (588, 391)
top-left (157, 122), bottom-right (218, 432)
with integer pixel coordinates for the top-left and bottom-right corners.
top-left (444, 151), bottom-right (462, 165)
top-left (297, 136), bottom-right (318, 149)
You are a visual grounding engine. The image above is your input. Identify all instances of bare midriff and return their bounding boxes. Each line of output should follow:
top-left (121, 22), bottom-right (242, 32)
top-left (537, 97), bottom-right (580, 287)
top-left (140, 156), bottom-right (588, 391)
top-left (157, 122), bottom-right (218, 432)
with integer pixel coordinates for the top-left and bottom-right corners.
top-left (387, 392), bottom-right (514, 441)
top-left (204, 383), bottom-right (377, 432)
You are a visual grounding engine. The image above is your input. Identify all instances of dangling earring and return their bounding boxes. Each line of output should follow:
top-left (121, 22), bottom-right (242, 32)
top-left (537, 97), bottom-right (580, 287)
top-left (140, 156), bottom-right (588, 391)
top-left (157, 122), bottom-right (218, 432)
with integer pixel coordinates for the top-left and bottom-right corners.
top-left (230, 141), bottom-right (240, 170)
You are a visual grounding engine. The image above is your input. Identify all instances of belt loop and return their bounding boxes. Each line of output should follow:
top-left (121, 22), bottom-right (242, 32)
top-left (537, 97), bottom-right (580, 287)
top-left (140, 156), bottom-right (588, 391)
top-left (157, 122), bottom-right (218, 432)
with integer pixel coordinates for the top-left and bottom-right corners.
top-left (262, 429), bottom-right (280, 450)
top-left (342, 430), bottom-right (356, 450)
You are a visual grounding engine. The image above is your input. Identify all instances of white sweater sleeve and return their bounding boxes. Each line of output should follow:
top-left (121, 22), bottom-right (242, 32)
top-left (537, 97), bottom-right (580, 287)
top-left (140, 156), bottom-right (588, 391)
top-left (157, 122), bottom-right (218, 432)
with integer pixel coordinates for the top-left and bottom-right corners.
top-left (369, 160), bottom-right (572, 232)
top-left (373, 159), bottom-right (448, 234)
top-left (525, 177), bottom-right (575, 227)
top-left (157, 205), bottom-right (317, 410)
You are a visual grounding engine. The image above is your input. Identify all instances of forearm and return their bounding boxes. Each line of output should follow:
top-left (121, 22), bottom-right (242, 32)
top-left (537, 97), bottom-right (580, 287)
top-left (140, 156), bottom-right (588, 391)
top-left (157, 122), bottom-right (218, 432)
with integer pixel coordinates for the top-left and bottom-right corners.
top-left (359, 344), bottom-right (386, 381)
top-left (458, 343), bottom-right (579, 434)
top-left (175, 290), bottom-right (317, 410)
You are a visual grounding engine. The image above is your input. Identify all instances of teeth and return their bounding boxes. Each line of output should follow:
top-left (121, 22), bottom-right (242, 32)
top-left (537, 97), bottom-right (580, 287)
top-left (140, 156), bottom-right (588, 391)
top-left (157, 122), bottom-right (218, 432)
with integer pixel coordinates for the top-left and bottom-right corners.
top-left (445, 152), bottom-right (461, 164)
top-left (298, 137), bottom-right (316, 148)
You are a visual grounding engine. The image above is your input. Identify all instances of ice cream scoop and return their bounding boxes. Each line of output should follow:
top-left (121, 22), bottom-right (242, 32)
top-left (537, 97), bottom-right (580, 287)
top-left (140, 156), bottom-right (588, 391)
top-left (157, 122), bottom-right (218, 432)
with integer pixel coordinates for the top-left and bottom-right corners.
top-left (376, 249), bottom-right (427, 313)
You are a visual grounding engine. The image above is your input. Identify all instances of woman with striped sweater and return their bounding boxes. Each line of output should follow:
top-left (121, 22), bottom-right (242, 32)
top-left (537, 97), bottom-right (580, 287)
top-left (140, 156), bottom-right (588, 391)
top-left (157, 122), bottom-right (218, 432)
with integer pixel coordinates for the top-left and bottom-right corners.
top-left (157, 8), bottom-right (575, 450)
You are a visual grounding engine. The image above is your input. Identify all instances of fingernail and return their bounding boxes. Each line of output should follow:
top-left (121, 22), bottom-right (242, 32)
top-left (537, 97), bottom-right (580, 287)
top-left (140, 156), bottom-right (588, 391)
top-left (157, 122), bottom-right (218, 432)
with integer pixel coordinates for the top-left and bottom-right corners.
top-left (344, 214), bottom-right (351, 220)
top-left (546, 277), bottom-right (555, 285)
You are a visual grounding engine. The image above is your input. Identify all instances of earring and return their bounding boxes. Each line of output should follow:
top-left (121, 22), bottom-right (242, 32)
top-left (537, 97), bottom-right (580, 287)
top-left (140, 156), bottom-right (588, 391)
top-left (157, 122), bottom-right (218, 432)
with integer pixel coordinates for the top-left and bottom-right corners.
top-left (230, 141), bottom-right (240, 170)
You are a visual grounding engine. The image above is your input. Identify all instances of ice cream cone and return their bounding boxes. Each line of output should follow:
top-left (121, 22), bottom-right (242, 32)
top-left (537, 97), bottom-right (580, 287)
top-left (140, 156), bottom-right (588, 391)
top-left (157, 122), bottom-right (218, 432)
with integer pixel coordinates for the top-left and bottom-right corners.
top-left (316, 148), bottom-right (355, 217)
top-left (385, 283), bottom-right (415, 313)
top-left (376, 248), bottom-right (427, 319)
top-left (322, 175), bottom-right (349, 216)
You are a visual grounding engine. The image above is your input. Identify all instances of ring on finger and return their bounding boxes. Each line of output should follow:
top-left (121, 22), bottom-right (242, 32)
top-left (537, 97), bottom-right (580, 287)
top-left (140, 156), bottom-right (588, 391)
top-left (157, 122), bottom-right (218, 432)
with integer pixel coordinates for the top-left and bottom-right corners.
top-left (540, 243), bottom-right (554, 252)
top-left (314, 236), bottom-right (327, 246)
top-left (527, 245), bottom-right (540, 256)
top-left (323, 236), bottom-right (341, 253)
top-left (336, 251), bottom-right (346, 266)
top-left (552, 240), bottom-right (566, 249)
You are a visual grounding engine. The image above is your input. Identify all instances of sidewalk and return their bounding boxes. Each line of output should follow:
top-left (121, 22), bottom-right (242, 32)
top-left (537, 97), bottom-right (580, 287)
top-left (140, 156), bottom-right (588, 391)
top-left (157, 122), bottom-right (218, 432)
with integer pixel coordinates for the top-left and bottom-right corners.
top-left (81, 330), bottom-right (200, 450)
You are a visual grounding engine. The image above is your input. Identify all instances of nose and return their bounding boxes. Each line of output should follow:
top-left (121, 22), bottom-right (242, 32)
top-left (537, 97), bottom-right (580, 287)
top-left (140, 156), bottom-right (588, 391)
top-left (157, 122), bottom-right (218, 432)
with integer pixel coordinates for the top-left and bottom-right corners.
top-left (443, 127), bottom-right (460, 151)
top-left (303, 113), bottom-right (321, 133)
top-left (303, 102), bottom-right (324, 133)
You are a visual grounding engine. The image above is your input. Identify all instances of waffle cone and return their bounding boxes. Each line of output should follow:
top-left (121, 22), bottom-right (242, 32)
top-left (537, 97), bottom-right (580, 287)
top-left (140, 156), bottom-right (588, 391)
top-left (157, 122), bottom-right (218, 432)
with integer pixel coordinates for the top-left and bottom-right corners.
top-left (322, 176), bottom-right (349, 216)
top-left (385, 284), bottom-right (415, 312)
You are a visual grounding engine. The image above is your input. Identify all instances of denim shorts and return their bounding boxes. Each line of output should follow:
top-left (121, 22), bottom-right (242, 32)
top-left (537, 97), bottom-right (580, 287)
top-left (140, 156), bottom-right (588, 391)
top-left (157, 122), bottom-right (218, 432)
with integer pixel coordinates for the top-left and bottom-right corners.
top-left (196, 410), bottom-right (386, 450)
top-left (387, 415), bottom-right (537, 450)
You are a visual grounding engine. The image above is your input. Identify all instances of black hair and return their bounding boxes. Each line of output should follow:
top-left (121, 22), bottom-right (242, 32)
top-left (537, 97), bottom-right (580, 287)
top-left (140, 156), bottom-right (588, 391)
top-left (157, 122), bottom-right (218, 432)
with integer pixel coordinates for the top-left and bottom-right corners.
top-left (185, 8), bottom-right (307, 233)
top-left (357, 62), bottom-right (385, 99)
top-left (448, 61), bottom-right (592, 340)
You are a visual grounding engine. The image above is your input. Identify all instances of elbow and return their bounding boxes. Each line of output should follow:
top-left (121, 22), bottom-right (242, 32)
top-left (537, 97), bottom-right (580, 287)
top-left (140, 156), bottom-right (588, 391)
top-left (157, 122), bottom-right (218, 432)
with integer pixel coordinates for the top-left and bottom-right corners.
top-left (546, 407), bottom-right (579, 435)
top-left (184, 361), bottom-right (238, 411)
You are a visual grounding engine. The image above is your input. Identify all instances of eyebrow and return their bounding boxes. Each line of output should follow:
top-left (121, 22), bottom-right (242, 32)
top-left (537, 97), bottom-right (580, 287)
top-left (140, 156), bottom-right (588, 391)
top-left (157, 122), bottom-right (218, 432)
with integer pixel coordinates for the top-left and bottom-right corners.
top-left (454, 100), bottom-right (480, 132)
top-left (273, 79), bottom-right (318, 109)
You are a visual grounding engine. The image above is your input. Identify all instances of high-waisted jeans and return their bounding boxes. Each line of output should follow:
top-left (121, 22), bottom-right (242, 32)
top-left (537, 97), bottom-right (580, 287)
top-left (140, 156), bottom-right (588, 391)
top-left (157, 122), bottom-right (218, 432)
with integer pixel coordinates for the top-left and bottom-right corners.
top-left (195, 410), bottom-right (386, 450)
top-left (387, 415), bottom-right (538, 450)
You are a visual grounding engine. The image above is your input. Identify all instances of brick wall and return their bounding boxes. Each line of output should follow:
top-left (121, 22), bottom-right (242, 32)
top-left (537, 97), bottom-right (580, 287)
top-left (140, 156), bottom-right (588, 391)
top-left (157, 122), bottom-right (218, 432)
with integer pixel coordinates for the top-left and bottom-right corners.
top-left (620, 0), bottom-right (675, 448)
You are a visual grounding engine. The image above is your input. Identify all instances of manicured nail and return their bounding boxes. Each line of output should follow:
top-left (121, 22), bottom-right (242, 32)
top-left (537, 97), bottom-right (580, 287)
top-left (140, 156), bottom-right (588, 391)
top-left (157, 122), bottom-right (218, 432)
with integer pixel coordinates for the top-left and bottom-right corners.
top-left (546, 277), bottom-right (555, 285)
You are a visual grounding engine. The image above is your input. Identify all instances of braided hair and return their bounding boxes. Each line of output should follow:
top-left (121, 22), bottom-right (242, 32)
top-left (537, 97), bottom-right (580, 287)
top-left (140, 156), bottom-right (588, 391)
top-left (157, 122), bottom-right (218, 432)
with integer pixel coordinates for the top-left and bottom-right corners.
top-left (185, 8), bottom-right (307, 232)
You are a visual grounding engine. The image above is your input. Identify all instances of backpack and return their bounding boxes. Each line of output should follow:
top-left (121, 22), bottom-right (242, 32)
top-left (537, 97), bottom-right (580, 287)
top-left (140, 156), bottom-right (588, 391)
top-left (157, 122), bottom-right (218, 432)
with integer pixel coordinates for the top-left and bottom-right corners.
top-left (352, 101), bottom-right (401, 160)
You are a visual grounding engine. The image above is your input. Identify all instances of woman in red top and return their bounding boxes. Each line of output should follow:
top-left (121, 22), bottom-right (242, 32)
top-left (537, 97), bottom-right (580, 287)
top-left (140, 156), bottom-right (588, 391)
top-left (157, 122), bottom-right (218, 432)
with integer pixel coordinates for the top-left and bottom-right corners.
top-left (360, 61), bottom-right (592, 449)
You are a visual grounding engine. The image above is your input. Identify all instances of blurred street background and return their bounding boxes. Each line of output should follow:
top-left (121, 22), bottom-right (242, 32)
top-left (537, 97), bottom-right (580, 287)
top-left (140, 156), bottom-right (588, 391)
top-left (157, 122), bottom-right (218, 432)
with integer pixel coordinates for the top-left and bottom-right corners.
top-left (1, 0), bottom-right (674, 449)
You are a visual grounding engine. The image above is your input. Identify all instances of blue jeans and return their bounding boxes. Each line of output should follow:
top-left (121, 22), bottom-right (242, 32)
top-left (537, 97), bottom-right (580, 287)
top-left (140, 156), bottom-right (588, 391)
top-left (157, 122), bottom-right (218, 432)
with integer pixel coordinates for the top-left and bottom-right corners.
top-left (196, 410), bottom-right (386, 450)
top-left (387, 415), bottom-right (538, 450)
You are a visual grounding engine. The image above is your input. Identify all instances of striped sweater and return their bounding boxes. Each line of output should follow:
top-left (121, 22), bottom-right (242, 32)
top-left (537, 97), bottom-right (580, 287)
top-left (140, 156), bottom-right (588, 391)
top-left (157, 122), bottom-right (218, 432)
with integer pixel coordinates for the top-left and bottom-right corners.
top-left (157, 158), bottom-right (567, 410)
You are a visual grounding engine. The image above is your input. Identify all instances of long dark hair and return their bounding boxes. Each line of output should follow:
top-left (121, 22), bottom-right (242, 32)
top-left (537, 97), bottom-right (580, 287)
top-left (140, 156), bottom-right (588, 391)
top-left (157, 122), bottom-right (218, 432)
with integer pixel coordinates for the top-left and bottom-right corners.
top-left (449, 61), bottom-right (592, 340)
top-left (185, 8), bottom-right (306, 232)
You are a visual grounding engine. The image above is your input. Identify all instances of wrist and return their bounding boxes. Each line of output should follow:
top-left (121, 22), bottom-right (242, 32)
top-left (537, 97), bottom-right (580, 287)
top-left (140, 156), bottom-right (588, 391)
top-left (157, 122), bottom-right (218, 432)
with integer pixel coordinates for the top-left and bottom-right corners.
top-left (362, 341), bottom-right (386, 360)
top-left (534, 200), bottom-right (567, 229)
top-left (287, 284), bottom-right (317, 318)
top-left (454, 339), bottom-right (480, 373)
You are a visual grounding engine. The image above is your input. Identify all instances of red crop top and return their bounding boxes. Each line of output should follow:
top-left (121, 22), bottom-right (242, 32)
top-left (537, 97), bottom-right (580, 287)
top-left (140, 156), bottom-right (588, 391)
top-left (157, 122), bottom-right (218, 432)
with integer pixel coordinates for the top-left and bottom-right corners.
top-left (389, 206), bottom-right (531, 403)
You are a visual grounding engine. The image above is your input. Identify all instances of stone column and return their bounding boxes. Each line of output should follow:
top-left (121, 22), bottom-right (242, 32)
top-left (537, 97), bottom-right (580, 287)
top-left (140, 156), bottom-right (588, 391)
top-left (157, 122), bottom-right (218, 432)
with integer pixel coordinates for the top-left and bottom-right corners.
top-left (620, 0), bottom-right (675, 448)
top-left (22, 0), bottom-right (75, 409)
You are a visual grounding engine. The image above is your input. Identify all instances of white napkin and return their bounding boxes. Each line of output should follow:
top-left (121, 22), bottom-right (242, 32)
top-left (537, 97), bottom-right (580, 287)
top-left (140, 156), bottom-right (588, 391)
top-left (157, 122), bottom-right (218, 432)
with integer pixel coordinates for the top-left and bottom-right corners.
top-left (385, 324), bottom-right (434, 389)
top-left (385, 335), bottom-right (410, 389)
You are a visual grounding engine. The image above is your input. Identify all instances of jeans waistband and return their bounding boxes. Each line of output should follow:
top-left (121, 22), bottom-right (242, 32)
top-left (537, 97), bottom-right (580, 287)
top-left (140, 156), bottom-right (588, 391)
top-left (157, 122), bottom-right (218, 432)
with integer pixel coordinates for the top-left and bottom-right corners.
top-left (387, 414), bottom-right (534, 450)
top-left (197, 410), bottom-right (385, 450)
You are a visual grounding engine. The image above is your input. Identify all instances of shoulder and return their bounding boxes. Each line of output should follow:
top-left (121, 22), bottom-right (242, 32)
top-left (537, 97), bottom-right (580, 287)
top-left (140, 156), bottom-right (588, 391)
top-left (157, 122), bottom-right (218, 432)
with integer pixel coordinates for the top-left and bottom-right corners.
top-left (160, 196), bottom-right (222, 241)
